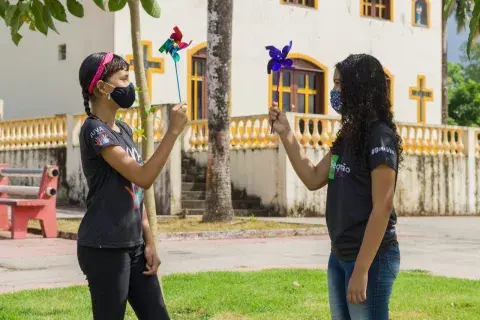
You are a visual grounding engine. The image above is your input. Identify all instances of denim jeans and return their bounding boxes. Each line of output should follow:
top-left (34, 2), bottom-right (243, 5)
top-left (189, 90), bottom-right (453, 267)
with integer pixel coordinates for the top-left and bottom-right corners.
top-left (327, 245), bottom-right (400, 320)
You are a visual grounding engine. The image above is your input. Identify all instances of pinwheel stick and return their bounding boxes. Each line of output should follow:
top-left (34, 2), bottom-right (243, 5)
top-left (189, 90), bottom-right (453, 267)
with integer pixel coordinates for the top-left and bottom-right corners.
top-left (271, 71), bottom-right (281, 134)
top-left (174, 61), bottom-right (181, 102)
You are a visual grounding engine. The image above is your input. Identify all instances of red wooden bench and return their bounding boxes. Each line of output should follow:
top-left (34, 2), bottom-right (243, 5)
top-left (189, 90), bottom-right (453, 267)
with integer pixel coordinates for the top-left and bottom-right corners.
top-left (0, 164), bottom-right (59, 239)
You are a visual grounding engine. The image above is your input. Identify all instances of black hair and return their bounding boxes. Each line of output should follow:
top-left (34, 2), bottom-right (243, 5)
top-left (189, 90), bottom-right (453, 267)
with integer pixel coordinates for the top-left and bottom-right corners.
top-left (78, 52), bottom-right (129, 116)
top-left (331, 53), bottom-right (403, 168)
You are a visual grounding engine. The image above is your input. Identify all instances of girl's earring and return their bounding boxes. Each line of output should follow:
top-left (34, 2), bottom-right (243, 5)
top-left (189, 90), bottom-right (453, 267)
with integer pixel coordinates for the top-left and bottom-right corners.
top-left (107, 93), bottom-right (111, 100)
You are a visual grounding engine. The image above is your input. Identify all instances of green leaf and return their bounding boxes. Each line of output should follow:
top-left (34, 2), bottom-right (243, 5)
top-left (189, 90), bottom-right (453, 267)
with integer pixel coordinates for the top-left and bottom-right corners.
top-left (467, 2), bottom-right (480, 59)
top-left (10, 8), bottom-right (20, 32)
top-left (93, 0), bottom-right (105, 11)
top-left (5, 5), bottom-right (18, 25)
top-left (108, 0), bottom-right (126, 11)
top-left (18, 0), bottom-right (31, 15)
top-left (66, 0), bottom-right (83, 18)
top-left (45, 0), bottom-right (67, 22)
top-left (43, 7), bottom-right (58, 33)
top-left (32, 0), bottom-right (48, 35)
top-left (140, 0), bottom-right (160, 18)
top-left (29, 20), bottom-right (35, 30)
top-left (0, 0), bottom-right (8, 19)
top-left (11, 30), bottom-right (22, 45)
top-left (443, 0), bottom-right (453, 20)
top-left (9, 8), bottom-right (22, 45)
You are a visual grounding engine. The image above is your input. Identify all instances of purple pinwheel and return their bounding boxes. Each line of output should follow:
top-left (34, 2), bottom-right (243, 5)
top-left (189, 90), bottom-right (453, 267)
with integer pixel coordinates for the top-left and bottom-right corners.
top-left (266, 41), bottom-right (294, 133)
top-left (266, 41), bottom-right (294, 74)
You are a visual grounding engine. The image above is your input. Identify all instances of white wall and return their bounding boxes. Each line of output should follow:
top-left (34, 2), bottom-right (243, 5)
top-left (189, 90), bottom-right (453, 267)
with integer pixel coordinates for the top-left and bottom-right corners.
top-left (0, 0), bottom-right (441, 125)
top-left (0, 1), bottom-right (114, 119)
top-left (114, 0), bottom-right (441, 124)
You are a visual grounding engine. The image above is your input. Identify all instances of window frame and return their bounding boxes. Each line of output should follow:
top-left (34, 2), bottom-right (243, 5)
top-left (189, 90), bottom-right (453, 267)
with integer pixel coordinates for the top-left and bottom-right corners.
top-left (280, 0), bottom-right (318, 9)
top-left (360, 0), bottom-right (394, 22)
top-left (191, 49), bottom-right (207, 120)
top-left (411, 0), bottom-right (431, 29)
top-left (269, 56), bottom-right (328, 115)
top-left (383, 67), bottom-right (394, 109)
top-left (187, 43), bottom-right (209, 121)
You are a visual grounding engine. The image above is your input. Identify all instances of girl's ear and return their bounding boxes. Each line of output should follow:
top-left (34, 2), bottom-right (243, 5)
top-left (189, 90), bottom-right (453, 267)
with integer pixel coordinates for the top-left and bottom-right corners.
top-left (96, 80), bottom-right (114, 95)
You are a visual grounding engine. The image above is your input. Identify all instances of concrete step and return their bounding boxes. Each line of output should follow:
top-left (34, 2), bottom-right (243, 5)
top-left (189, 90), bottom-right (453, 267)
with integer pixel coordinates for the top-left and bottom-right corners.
top-left (182, 199), bottom-right (262, 210)
top-left (181, 191), bottom-right (205, 200)
top-left (181, 173), bottom-right (206, 183)
top-left (181, 157), bottom-right (196, 166)
top-left (184, 208), bottom-right (269, 217)
top-left (181, 191), bottom-right (262, 201)
top-left (182, 166), bottom-right (205, 175)
top-left (182, 182), bottom-right (206, 192)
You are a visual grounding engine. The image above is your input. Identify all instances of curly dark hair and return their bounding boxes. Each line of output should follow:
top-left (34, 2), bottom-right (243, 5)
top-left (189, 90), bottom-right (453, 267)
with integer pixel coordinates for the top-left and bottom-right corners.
top-left (78, 52), bottom-right (129, 116)
top-left (331, 54), bottom-right (403, 168)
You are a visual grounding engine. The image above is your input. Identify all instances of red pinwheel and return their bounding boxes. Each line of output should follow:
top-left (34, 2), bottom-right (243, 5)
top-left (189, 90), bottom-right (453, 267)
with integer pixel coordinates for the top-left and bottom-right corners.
top-left (159, 26), bottom-right (193, 102)
top-left (169, 26), bottom-right (192, 50)
top-left (159, 26), bottom-right (192, 62)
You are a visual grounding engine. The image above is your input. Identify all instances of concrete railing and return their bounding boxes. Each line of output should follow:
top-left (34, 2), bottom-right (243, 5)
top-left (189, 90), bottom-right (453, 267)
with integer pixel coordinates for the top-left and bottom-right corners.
top-left (185, 115), bottom-right (278, 152)
top-left (0, 115), bottom-right (67, 150)
top-left (0, 110), bottom-right (478, 216)
top-left (71, 107), bottom-right (166, 147)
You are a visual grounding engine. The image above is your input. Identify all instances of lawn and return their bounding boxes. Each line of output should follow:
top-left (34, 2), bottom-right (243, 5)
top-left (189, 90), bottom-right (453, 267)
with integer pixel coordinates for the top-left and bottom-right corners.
top-left (0, 269), bottom-right (478, 320)
top-left (27, 216), bottom-right (320, 234)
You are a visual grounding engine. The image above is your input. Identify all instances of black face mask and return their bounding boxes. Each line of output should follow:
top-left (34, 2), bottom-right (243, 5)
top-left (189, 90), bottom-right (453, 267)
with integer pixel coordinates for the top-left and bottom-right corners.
top-left (109, 83), bottom-right (136, 109)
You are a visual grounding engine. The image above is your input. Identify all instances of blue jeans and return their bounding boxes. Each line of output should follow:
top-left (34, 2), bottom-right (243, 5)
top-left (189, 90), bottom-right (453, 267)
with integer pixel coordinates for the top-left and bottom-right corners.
top-left (327, 245), bottom-right (400, 320)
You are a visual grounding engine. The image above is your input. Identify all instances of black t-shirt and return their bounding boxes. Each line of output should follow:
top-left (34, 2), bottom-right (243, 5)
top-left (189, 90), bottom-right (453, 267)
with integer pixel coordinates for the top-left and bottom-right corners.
top-left (77, 117), bottom-right (144, 248)
top-left (326, 121), bottom-right (399, 261)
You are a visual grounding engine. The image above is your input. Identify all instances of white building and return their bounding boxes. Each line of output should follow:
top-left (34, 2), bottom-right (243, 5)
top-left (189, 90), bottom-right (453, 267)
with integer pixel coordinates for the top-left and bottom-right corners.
top-left (0, 0), bottom-right (441, 124)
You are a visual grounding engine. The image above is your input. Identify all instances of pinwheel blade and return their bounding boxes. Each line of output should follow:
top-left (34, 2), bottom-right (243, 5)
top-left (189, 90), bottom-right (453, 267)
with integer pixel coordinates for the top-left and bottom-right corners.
top-left (283, 59), bottom-right (294, 69)
top-left (282, 41), bottom-right (292, 56)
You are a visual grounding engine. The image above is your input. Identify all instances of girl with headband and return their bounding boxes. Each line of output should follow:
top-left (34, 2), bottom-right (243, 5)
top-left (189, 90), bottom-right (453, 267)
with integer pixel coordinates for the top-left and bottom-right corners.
top-left (77, 52), bottom-right (187, 320)
top-left (269, 54), bottom-right (402, 319)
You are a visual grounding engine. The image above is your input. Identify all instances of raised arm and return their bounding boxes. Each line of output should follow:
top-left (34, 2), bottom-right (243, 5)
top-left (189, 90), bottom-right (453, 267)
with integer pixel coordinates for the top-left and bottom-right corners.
top-left (269, 104), bottom-right (330, 190)
top-left (93, 103), bottom-right (188, 189)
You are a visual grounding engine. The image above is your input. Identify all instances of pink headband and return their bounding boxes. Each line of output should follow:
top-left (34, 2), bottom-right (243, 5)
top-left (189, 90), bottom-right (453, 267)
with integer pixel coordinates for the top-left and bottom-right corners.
top-left (88, 52), bottom-right (114, 95)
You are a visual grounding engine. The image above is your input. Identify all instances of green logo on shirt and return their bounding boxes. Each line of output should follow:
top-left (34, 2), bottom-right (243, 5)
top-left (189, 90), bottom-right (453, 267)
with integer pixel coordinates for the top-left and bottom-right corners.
top-left (329, 155), bottom-right (339, 180)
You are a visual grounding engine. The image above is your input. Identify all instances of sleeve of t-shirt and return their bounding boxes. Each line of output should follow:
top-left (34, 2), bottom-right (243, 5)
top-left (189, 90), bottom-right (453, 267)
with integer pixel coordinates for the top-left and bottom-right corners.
top-left (368, 125), bottom-right (398, 172)
top-left (83, 119), bottom-right (121, 155)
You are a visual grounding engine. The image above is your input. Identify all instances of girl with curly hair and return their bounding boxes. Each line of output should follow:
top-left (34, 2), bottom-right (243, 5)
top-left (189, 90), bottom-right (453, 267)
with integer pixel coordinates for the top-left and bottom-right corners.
top-left (269, 53), bottom-right (403, 319)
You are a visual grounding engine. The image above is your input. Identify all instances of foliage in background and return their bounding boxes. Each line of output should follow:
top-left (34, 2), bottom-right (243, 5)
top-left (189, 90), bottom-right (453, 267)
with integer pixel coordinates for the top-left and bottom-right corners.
top-left (447, 41), bottom-right (480, 127)
top-left (0, 0), bottom-right (160, 45)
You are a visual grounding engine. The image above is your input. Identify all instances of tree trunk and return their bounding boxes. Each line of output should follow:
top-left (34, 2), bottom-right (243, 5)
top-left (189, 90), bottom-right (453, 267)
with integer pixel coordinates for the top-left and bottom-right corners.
top-left (128, 0), bottom-right (157, 235)
top-left (203, 0), bottom-right (234, 222)
top-left (441, 0), bottom-right (449, 124)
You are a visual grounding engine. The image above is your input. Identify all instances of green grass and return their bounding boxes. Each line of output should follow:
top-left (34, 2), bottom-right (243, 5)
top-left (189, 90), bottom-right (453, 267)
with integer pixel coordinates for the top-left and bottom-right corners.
top-left (0, 269), bottom-right (478, 320)
top-left (27, 216), bottom-right (321, 234)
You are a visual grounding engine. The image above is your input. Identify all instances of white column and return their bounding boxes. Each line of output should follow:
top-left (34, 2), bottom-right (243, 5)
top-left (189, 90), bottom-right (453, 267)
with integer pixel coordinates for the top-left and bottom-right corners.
top-left (463, 128), bottom-right (477, 215)
top-left (162, 105), bottom-right (182, 215)
top-left (0, 99), bottom-right (4, 120)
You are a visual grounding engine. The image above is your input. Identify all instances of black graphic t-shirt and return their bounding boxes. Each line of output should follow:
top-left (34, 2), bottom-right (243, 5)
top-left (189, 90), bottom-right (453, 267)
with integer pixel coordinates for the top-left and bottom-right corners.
top-left (326, 121), bottom-right (399, 261)
top-left (78, 118), bottom-right (144, 248)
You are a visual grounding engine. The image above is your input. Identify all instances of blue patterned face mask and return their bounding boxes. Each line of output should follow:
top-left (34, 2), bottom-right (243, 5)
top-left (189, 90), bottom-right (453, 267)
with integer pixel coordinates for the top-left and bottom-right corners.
top-left (330, 90), bottom-right (342, 114)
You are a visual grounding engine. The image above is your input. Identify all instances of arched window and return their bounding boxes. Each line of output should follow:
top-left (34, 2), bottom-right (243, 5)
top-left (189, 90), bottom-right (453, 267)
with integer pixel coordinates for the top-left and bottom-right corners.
top-left (361, 0), bottom-right (393, 21)
top-left (187, 44), bottom-right (207, 120)
top-left (384, 67), bottom-right (394, 106)
top-left (269, 56), bottom-right (327, 114)
top-left (412, 0), bottom-right (430, 28)
top-left (280, 0), bottom-right (318, 9)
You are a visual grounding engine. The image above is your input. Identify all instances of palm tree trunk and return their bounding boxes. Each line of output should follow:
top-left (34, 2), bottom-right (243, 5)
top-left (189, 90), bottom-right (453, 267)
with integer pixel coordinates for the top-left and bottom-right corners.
top-left (128, 0), bottom-right (157, 235)
top-left (442, 0), bottom-right (449, 124)
top-left (203, 0), bottom-right (234, 222)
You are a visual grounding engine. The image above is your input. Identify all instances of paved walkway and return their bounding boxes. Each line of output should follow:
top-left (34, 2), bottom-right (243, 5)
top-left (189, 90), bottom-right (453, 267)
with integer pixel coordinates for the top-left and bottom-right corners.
top-left (0, 216), bottom-right (479, 293)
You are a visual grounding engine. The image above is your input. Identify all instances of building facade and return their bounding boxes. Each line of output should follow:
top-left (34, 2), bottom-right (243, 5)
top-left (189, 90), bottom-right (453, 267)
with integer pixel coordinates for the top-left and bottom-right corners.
top-left (0, 0), bottom-right (441, 124)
